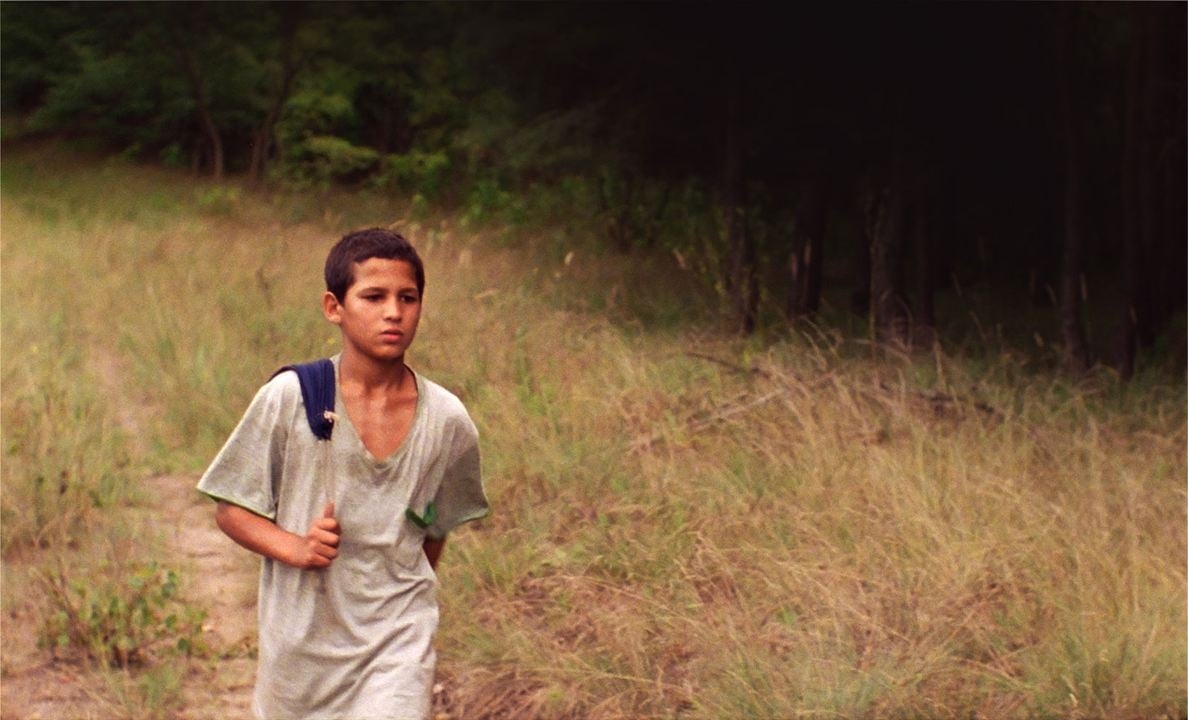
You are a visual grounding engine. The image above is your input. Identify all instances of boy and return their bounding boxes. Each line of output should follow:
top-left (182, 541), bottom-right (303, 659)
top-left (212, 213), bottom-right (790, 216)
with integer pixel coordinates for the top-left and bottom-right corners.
top-left (197, 228), bottom-right (488, 720)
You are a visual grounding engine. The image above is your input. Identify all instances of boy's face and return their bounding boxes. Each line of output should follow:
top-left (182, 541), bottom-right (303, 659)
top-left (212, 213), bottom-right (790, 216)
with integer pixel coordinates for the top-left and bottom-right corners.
top-left (323, 258), bottom-right (421, 363)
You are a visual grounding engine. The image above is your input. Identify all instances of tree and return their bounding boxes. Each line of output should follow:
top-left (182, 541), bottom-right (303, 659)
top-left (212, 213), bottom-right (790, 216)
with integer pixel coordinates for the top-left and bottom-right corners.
top-left (866, 173), bottom-right (909, 348)
top-left (247, 6), bottom-right (307, 186)
top-left (723, 52), bottom-right (757, 335)
top-left (1115, 3), bottom-right (1184, 379)
top-left (1055, 6), bottom-right (1090, 375)
top-left (787, 182), bottom-right (828, 321)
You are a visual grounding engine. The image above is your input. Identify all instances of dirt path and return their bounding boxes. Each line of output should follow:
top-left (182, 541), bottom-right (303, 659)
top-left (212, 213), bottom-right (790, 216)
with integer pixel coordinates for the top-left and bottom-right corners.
top-left (108, 338), bottom-right (259, 717)
top-left (0, 604), bottom-right (110, 720)
top-left (0, 348), bottom-right (260, 719)
top-left (145, 474), bottom-right (259, 719)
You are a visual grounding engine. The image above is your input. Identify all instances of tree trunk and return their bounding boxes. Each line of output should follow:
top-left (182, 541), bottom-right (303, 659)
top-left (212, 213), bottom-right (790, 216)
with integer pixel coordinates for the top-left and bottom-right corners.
top-left (913, 182), bottom-right (935, 337)
top-left (248, 10), bottom-right (302, 187)
top-left (788, 182), bottom-right (827, 321)
top-left (850, 197), bottom-right (871, 317)
top-left (248, 128), bottom-right (268, 186)
top-left (178, 46), bottom-right (223, 180)
top-left (725, 79), bottom-right (756, 334)
top-left (867, 179), bottom-right (908, 347)
top-left (1115, 10), bottom-right (1142, 379)
top-left (198, 105), bottom-right (224, 180)
top-left (1056, 7), bottom-right (1089, 375)
top-left (1114, 5), bottom-right (1169, 379)
top-left (1158, 5), bottom-right (1188, 346)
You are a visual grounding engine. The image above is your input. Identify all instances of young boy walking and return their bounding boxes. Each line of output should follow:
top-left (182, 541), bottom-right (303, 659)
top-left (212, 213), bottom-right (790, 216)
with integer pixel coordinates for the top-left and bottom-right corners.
top-left (198, 228), bottom-right (488, 720)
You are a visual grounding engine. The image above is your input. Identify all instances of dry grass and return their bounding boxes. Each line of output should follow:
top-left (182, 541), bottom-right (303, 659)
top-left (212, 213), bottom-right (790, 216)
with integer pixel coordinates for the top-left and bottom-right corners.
top-left (2, 143), bottom-right (1184, 719)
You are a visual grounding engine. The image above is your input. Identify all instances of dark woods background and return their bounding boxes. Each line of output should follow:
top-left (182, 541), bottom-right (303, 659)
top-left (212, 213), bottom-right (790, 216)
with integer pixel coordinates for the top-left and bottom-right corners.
top-left (3, 2), bottom-right (1184, 379)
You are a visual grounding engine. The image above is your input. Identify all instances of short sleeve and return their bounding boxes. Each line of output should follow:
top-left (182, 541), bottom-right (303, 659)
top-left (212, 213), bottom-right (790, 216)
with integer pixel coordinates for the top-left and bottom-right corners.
top-left (195, 375), bottom-right (294, 520)
top-left (426, 414), bottom-right (488, 540)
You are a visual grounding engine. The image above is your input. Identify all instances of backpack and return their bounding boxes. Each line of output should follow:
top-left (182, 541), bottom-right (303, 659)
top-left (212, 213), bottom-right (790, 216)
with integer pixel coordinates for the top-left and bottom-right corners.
top-left (272, 358), bottom-right (337, 440)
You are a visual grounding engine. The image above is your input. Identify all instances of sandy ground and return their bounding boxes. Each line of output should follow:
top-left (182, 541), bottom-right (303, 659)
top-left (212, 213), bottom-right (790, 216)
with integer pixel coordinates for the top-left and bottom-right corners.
top-left (144, 474), bottom-right (260, 720)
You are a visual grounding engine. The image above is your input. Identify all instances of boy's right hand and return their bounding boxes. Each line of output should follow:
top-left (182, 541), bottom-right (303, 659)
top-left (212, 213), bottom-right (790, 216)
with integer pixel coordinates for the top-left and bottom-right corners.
top-left (294, 502), bottom-right (340, 569)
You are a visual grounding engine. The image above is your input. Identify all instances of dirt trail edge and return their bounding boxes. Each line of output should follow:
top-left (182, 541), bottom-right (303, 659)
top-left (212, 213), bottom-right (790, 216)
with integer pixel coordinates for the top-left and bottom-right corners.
top-left (149, 474), bottom-right (258, 720)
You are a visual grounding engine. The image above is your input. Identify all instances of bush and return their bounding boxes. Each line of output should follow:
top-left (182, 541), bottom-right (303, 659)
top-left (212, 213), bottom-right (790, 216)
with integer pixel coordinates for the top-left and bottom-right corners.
top-left (38, 559), bottom-right (207, 668)
top-left (464, 178), bottom-right (521, 226)
top-left (158, 143), bottom-right (185, 169)
top-left (374, 149), bottom-right (453, 199)
top-left (194, 186), bottom-right (241, 215)
top-left (284, 135), bottom-right (379, 186)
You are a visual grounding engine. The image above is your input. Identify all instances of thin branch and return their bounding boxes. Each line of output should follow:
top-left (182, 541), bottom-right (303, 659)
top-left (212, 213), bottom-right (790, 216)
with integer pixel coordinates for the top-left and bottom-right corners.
top-left (631, 389), bottom-right (784, 453)
top-left (683, 351), bottom-right (771, 378)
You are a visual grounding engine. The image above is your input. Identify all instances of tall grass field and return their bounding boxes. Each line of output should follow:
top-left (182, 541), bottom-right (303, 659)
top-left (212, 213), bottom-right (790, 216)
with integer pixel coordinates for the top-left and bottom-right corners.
top-left (2, 143), bottom-right (1185, 719)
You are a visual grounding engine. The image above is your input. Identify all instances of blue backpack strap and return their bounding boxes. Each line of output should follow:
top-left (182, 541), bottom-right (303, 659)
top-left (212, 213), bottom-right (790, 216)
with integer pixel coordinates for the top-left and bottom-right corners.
top-left (271, 358), bottom-right (336, 440)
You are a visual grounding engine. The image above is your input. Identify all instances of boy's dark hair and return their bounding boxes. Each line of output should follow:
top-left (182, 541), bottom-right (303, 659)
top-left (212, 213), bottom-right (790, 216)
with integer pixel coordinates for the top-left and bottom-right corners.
top-left (325, 228), bottom-right (425, 302)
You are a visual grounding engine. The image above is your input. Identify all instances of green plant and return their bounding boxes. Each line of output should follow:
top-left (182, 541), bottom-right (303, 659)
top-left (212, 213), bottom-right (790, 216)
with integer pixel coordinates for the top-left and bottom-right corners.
top-left (158, 143), bottom-right (185, 168)
top-left (463, 178), bottom-right (519, 226)
top-left (38, 559), bottom-right (208, 668)
top-left (375, 149), bottom-right (452, 199)
top-left (100, 659), bottom-right (188, 720)
top-left (284, 135), bottom-right (379, 186)
top-left (194, 185), bottom-right (241, 215)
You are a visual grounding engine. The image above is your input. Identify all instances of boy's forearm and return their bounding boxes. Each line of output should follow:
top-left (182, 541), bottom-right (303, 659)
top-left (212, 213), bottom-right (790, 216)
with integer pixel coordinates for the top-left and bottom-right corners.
top-left (215, 501), bottom-right (311, 567)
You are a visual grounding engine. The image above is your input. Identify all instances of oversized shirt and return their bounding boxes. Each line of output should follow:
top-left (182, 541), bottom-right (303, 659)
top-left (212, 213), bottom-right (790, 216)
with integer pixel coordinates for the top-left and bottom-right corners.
top-left (197, 357), bottom-right (488, 720)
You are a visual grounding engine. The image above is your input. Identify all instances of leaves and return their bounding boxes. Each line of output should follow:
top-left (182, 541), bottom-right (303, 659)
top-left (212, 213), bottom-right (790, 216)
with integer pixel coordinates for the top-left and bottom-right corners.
top-left (36, 560), bottom-right (207, 668)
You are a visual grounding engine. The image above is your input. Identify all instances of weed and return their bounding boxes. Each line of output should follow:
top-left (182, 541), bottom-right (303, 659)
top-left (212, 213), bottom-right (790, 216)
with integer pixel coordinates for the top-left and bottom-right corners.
top-left (194, 185), bottom-right (241, 215)
top-left (95, 659), bottom-right (189, 720)
top-left (37, 559), bottom-right (207, 668)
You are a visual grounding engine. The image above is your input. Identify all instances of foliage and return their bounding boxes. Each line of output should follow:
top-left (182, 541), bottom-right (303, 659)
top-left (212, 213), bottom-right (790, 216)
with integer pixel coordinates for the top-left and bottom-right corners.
top-left (374, 149), bottom-right (453, 199)
top-left (194, 185), bottom-right (241, 215)
top-left (463, 178), bottom-right (520, 226)
top-left (3, 4), bottom-right (1182, 366)
top-left (283, 135), bottom-right (379, 186)
top-left (38, 559), bottom-right (207, 668)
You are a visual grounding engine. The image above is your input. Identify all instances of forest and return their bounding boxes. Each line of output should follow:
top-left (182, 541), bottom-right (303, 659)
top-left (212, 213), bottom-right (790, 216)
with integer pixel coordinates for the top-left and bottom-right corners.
top-left (3, 2), bottom-right (1184, 378)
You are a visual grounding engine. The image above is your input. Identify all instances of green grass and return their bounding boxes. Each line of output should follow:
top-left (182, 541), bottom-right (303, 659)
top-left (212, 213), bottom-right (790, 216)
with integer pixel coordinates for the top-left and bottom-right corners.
top-left (2, 142), bottom-right (1184, 719)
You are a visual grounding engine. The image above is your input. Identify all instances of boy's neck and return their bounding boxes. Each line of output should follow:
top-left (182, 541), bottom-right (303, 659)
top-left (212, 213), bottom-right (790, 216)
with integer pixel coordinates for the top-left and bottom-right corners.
top-left (338, 348), bottom-right (412, 393)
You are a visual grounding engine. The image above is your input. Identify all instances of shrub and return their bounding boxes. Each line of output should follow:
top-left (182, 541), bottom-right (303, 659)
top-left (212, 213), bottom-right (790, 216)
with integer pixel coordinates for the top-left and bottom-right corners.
top-left (463, 178), bottom-right (521, 226)
top-left (37, 559), bottom-right (207, 668)
top-left (285, 135), bottom-right (379, 186)
top-left (194, 186), bottom-right (241, 215)
top-left (374, 149), bottom-right (452, 199)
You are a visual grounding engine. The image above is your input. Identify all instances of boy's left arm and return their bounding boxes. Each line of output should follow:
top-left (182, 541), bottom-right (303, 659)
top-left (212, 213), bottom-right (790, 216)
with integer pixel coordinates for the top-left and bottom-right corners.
top-left (423, 536), bottom-right (445, 569)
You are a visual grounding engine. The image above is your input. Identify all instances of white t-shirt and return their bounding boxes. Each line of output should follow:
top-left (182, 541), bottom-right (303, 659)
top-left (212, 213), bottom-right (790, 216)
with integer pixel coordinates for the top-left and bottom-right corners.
top-left (197, 356), bottom-right (488, 720)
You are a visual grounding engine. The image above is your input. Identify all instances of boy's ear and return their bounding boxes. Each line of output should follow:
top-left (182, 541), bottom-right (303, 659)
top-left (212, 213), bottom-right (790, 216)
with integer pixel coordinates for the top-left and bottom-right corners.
top-left (322, 291), bottom-right (342, 325)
